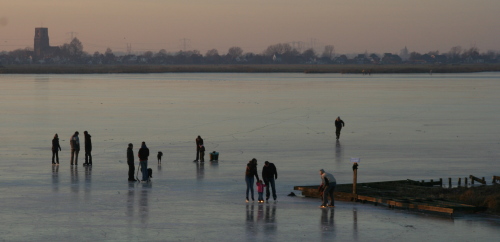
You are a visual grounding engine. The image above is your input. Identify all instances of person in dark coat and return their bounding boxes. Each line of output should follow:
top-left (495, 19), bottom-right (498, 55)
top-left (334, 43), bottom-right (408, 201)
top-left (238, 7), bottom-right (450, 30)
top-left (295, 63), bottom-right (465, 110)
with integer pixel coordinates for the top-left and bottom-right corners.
top-left (70, 131), bottom-right (80, 165)
top-left (138, 141), bottom-right (150, 182)
top-left (262, 161), bottom-right (278, 201)
top-left (51, 133), bottom-right (62, 164)
top-left (127, 143), bottom-right (136, 181)
top-left (157, 151), bottom-right (163, 164)
top-left (335, 117), bottom-right (345, 140)
top-left (245, 158), bottom-right (260, 202)
top-left (194, 136), bottom-right (204, 162)
top-left (83, 131), bottom-right (92, 166)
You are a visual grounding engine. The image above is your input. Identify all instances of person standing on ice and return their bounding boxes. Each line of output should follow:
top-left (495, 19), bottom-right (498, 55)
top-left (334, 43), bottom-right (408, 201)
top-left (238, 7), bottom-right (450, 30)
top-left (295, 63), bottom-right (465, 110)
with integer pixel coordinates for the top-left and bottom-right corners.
top-left (51, 133), bottom-right (61, 165)
top-left (245, 158), bottom-right (260, 202)
top-left (83, 131), bottom-right (92, 166)
top-left (194, 135), bottom-right (204, 162)
top-left (335, 117), bottom-right (345, 140)
top-left (70, 131), bottom-right (80, 165)
top-left (319, 169), bottom-right (336, 208)
top-left (262, 161), bottom-right (278, 201)
top-left (138, 141), bottom-right (150, 182)
top-left (127, 143), bottom-right (136, 181)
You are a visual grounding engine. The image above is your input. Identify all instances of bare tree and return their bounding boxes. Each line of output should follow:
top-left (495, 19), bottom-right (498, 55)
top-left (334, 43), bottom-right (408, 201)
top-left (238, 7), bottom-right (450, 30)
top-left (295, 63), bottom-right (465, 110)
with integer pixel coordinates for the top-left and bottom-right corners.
top-left (263, 43), bottom-right (293, 56)
top-left (227, 46), bottom-right (243, 59)
top-left (321, 45), bottom-right (335, 59)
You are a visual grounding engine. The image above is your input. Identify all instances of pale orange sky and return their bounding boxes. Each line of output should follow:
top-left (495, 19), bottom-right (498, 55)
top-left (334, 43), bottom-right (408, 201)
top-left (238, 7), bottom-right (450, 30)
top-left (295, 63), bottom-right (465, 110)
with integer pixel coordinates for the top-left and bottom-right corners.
top-left (1, 0), bottom-right (499, 55)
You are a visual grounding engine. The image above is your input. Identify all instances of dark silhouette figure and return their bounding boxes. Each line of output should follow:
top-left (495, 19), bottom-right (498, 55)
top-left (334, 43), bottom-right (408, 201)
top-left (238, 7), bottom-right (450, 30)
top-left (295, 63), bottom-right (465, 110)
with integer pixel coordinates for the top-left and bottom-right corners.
top-left (194, 135), bottom-right (204, 161)
top-left (127, 143), bottom-right (136, 181)
top-left (70, 131), bottom-right (80, 165)
top-left (335, 117), bottom-right (345, 140)
top-left (157, 151), bottom-right (163, 164)
top-left (262, 161), bottom-right (278, 201)
top-left (51, 133), bottom-right (61, 164)
top-left (83, 131), bottom-right (92, 166)
top-left (138, 142), bottom-right (150, 182)
top-left (199, 145), bottom-right (205, 162)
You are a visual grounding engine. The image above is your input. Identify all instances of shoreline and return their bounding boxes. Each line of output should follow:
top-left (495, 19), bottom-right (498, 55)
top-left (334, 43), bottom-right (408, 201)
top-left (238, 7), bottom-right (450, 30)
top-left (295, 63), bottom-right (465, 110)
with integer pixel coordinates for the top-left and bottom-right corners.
top-left (2, 63), bottom-right (500, 74)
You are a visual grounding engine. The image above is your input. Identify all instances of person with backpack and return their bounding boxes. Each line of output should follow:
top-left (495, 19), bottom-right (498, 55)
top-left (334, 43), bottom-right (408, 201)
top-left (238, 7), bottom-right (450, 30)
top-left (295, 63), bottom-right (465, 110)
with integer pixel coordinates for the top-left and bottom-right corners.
top-left (138, 141), bottom-right (150, 182)
top-left (70, 131), bottom-right (80, 166)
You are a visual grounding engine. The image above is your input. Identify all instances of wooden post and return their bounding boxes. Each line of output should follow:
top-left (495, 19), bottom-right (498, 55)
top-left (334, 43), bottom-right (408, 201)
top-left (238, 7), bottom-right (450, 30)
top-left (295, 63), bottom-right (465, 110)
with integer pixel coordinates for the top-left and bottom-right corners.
top-left (352, 163), bottom-right (359, 195)
top-left (465, 177), bottom-right (468, 187)
top-left (448, 178), bottom-right (452, 188)
top-left (458, 178), bottom-right (461, 187)
top-left (440, 178), bottom-right (443, 187)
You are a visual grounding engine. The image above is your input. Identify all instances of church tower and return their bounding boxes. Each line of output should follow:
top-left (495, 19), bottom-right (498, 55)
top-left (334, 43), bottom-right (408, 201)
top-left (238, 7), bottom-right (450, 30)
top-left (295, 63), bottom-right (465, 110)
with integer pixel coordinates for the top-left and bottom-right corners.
top-left (34, 28), bottom-right (50, 59)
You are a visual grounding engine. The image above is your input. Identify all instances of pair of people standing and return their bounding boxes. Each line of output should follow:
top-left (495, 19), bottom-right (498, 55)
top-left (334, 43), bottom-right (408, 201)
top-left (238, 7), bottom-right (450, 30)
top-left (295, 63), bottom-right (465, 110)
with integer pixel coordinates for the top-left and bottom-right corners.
top-left (127, 141), bottom-right (150, 182)
top-left (245, 159), bottom-right (278, 202)
top-left (68, 131), bottom-right (92, 166)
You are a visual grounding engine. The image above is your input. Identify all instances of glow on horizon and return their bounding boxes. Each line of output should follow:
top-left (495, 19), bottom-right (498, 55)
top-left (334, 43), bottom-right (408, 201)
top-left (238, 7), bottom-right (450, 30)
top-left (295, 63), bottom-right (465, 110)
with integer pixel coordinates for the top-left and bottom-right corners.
top-left (1, 0), bottom-right (499, 55)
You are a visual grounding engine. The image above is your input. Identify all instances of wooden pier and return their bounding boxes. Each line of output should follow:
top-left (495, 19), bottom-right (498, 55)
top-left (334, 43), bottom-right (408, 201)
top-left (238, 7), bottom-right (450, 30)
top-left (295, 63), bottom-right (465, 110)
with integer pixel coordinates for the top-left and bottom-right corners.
top-left (294, 179), bottom-right (483, 215)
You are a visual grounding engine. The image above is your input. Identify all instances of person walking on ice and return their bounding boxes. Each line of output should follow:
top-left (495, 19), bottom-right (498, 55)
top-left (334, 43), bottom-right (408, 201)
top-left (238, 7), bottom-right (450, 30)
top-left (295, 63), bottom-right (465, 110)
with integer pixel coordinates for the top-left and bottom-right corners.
top-left (335, 117), bottom-right (345, 140)
top-left (70, 131), bottom-right (80, 165)
top-left (51, 133), bottom-right (61, 165)
top-left (319, 169), bottom-right (336, 208)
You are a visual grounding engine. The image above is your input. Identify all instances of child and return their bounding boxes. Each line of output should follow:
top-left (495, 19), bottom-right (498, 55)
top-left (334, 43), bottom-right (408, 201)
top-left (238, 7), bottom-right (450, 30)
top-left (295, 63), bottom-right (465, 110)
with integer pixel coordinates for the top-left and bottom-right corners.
top-left (157, 151), bottom-right (163, 164)
top-left (256, 180), bottom-right (266, 203)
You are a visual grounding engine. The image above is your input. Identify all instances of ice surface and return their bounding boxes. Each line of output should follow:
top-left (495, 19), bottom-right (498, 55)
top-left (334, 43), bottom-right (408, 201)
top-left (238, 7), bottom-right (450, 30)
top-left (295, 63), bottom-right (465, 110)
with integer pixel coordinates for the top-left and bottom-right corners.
top-left (1, 73), bottom-right (499, 241)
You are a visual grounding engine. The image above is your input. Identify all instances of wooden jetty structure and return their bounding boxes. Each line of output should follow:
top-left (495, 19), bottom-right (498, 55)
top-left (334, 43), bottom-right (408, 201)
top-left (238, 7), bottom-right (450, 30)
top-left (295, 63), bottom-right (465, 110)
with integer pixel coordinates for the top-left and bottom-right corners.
top-left (294, 179), bottom-right (482, 215)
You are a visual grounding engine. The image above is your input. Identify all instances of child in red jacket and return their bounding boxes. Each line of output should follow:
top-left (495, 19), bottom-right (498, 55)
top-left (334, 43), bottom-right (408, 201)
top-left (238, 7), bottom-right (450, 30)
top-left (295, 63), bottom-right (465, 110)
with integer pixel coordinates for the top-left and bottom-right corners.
top-left (256, 180), bottom-right (266, 203)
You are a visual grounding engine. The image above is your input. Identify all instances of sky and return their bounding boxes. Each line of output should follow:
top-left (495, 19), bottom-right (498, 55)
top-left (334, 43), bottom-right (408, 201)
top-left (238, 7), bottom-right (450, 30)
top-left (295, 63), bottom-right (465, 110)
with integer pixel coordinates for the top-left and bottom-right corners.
top-left (1, 0), bottom-right (499, 55)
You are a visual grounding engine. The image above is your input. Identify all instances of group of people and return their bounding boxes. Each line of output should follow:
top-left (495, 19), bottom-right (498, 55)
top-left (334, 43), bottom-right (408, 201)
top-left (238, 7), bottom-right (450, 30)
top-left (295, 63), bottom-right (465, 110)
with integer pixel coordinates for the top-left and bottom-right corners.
top-left (51, 131), bottom-right (92, 166)
top-left (245, 159), bottom-right (278, 203)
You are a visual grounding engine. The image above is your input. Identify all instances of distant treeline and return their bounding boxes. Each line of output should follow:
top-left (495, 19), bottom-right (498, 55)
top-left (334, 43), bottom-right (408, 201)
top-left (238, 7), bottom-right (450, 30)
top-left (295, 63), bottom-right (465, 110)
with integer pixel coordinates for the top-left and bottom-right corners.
top-left (2, 38), bottom-right (500, 67)
top-left (2, 64), bottom-right (500, 74)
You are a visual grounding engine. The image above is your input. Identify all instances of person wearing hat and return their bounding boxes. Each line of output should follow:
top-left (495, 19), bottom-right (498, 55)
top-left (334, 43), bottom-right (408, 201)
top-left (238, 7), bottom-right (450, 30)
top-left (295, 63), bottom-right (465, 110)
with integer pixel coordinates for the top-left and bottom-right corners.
top-left (335, 117), bottom-right (345, 140)
top-left (127, 143), bottom-right (136, 181)
top-left (319, 169), bottom-right (336, 208)
top-left (262, 161), bottom-right (278, 201)
top-left (83, 131), bottom-right (92, 166)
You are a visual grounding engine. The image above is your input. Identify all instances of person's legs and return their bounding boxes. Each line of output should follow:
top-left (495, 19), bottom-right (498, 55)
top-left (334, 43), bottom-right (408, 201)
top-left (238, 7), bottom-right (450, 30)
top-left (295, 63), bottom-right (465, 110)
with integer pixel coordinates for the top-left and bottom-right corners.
top-left (264, 178), bottom-right (270, 200)
top-left (52, 150), bottom-right (56, 164)
top-left (249, 177), bottom-right (255, 200)
top-left (128, 164), bottom-right (135, 180)
top-left (322, 185), bottom-right (331, 206)
top-left (269, 178), bottom-right (277, 200)
top-left (258, 192), bottom-right (263, 201)
top-left (75, 150), bottom-right (79, 165)
top-left (328, 182), bottom-right (336, 206)
top-left (71, 149), bottom-right (75, 165)
top-left (88, 151), bottom-right (92, 165)
top-left (141, 160), bottom-right (148, 181)
top-left (195, 147), bottom-right (200, 161)
top-left (336, 127), bottom-right (341, 139)
top-left (55, 151), bottom-right (59, 164)
top-left (245, 176), bottom-right (251, 200)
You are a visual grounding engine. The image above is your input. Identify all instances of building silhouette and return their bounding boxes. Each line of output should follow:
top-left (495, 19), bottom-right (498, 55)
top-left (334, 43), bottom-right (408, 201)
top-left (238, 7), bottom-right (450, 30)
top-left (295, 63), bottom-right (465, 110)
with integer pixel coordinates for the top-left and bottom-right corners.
top-left (34, 27), bottom-right (59, 60)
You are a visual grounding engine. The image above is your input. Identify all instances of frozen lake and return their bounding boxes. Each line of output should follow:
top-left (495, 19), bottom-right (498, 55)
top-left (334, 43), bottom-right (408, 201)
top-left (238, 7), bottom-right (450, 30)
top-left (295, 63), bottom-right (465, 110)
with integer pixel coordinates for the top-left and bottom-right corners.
top-left (1, 72), bottom-right (500, 241)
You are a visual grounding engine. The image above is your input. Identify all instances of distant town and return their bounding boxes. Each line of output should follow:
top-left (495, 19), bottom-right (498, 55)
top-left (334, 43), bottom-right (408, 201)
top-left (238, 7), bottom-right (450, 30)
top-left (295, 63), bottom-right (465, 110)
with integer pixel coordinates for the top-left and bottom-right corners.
top-left (1, 28), bottom-right (499, 68)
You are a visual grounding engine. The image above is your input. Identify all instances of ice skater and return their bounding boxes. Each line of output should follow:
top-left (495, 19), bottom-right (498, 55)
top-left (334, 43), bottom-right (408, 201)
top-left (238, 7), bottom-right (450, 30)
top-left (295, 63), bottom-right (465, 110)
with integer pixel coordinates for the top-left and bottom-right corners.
top-left (335, 117), bottom-right (345, 140)
top-left (319, 169), bottom-right (336, 208)
top-left (51, 133), bottom-right (61, 165)
top-left (256, 180), bottom-right (266, 203)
